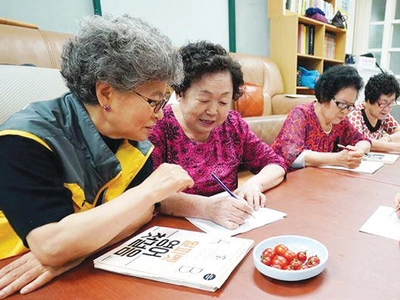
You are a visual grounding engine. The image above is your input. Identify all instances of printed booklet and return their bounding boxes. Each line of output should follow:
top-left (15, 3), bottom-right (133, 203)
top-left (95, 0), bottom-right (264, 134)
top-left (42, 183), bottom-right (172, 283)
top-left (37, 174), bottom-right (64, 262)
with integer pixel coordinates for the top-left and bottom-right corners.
top-left (363, 152), bottom-right (399, 164)
top-left (93, 226), bottom-right (254, 292)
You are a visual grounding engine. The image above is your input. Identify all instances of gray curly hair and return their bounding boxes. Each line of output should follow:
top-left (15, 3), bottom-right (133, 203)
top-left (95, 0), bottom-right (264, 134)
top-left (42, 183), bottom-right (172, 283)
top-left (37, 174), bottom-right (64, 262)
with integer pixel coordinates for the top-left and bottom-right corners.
top-left (61, 14), bottom-right (183, 105)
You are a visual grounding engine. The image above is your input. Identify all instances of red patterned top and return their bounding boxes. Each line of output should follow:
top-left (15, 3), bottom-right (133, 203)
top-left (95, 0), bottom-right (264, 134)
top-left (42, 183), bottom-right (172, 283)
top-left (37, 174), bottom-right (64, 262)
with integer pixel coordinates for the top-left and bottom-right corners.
top-left (149, 105), bottom-right (286, 196)
top-left (347, 102), bottom-right (399, 139)
top-left (272, 102), bottom-right (370, 169)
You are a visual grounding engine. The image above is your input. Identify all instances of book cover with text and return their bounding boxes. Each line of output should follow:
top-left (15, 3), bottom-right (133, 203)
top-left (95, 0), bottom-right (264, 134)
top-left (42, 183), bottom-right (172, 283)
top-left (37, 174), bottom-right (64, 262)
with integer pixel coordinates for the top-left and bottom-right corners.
top-left (93, 226), bottom-right (254, 292)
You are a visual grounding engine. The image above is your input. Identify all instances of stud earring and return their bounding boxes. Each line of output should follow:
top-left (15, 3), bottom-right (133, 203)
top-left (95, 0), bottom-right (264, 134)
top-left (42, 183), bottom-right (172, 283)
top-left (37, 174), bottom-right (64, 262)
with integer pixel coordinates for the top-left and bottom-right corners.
top-left (103, 104), bottom-right (111, 112)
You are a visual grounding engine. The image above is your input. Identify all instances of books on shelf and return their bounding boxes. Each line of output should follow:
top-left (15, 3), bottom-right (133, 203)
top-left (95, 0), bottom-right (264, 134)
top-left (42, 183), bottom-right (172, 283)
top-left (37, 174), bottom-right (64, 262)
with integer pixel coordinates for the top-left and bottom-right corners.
top-left (93, 226), bottom-right (254, 292)
top-left (297, 23), bottom-right (315, 55)
top-left (324, 32), bottom-right (336, 59)
top-left (363, 152), bottom-right (399, 164)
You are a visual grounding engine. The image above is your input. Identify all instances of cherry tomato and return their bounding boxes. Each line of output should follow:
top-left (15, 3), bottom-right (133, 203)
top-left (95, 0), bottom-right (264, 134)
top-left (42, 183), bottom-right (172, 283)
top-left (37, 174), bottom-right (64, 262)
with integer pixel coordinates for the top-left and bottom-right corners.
top-left (289, 258), bottom-right (303, 270)
top-left (282, 249), bottom-right (296, 263)
top-left (296, 250), bottom-right (307, 263)
top-left (284, 264), bottom-right (294, 270)
top-left (261, 256), bottom-right (272, 266)
top-left (271, 264), bottom-right (282, 269)
top-left (274, 244), bottom-right (288, 256)
top-left (261, 247), bottom-right (276, 259)
top-left (271, 255), bottom-right (288, 268)
top-left (306, 255), bottom-right (321, 267)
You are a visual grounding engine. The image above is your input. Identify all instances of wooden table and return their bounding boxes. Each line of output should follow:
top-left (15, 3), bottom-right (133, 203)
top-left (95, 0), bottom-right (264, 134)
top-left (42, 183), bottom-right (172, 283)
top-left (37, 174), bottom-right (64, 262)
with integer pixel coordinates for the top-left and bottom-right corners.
top-left (2, 163), bottom-right (400, 299)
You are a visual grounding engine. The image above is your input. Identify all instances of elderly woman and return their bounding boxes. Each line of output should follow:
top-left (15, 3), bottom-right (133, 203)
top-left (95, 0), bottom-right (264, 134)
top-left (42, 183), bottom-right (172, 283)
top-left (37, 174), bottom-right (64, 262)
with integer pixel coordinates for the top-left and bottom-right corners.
top-left (272, 65), bottom-right (371, 170)
top-left (149, 41), bottom-right (286, 230)
top-left (348, 72), bottom-right (400, 153)
top-left (0, 15), bottom-right (193, 297)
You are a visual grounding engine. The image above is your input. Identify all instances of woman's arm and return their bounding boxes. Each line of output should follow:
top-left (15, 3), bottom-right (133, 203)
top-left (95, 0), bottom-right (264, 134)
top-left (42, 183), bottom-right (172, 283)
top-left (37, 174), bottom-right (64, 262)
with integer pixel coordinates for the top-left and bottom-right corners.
top-left (26, 163), bottom-right (193, 267)
top-left (235, 164), bottom-right (285, 209)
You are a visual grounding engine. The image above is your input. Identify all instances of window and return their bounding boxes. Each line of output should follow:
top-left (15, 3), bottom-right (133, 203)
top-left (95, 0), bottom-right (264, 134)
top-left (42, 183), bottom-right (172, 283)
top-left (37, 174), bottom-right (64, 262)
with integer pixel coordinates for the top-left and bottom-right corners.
top-left (354, 0), bottom-right (400, 84)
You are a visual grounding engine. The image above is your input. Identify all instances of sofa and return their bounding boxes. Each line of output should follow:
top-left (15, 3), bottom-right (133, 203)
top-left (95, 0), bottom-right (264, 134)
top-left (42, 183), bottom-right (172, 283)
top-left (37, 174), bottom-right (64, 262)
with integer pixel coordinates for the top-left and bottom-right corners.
top-left (0, 19), bottom-right (315, 144)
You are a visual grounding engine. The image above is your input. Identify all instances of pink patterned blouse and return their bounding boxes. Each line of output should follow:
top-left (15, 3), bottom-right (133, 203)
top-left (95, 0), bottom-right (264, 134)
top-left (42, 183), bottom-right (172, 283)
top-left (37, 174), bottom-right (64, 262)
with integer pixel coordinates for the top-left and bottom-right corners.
top-left (271, 102), bottom-right (370, 169)
top-left (149, 105), bottom-right (286, 196)
top-left (347, 102), bottom-right (399, 139)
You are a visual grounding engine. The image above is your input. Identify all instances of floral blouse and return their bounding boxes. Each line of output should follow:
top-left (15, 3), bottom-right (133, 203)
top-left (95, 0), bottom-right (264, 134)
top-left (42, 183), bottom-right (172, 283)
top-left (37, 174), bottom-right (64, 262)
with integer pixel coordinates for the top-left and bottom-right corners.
top-left (271, 102), bottom-right (370, 169)
top-left (149, 105), bottom-right (286, 196)
top-left (348, 102), bottom-right (399, 139)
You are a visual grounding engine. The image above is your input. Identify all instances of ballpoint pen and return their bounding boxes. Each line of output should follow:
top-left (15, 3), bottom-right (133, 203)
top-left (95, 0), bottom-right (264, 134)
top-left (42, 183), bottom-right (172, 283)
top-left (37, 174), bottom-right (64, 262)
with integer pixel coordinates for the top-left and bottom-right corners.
top-left (337, 144), bottom-right (356, 152)
top-left (389, 205), bottom-right (400, 217)
top-left (337, 144), bottom-right (367, 157)
top-left (211, 173), bottom-right (255, 219)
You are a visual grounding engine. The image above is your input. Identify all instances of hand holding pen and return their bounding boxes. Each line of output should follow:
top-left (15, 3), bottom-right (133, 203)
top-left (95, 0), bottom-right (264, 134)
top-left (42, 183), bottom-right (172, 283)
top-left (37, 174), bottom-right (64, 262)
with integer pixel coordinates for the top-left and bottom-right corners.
top-left (211, 173), bottom-right (255, 219)
top-left (390, 193), bottom-right (400, 218)
top-left (337, 144), bottom-right (365, 168)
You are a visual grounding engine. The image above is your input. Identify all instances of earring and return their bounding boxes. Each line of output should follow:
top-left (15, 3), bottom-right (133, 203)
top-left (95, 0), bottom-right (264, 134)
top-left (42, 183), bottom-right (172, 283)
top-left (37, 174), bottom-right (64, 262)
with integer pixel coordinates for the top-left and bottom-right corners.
top-left (103, 104), bottom-right (111, 112)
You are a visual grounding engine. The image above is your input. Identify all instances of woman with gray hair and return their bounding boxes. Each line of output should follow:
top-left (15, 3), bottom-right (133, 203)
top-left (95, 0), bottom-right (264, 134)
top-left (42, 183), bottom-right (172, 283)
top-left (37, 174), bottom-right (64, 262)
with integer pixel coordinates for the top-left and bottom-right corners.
top-left (0, 14), bottom-right (193, 298)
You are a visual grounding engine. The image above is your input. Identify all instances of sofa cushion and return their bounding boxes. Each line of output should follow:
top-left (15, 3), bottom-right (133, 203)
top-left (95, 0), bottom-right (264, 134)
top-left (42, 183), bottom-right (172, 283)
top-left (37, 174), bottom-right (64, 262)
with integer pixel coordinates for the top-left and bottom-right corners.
top-left (245, 115), bottom-right (287, 145)
top-left (234, 82), bottom-right (264, 117)
top-left (0, 65), bottom-right (69, 124)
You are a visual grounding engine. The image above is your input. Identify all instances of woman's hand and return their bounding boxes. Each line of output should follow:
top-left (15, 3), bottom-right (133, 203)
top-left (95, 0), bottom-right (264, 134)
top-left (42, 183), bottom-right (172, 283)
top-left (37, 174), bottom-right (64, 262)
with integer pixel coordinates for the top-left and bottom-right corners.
top-left (205, 195), bottom-right (253, 229)
top-left (394, 193), bottom-right (400, 219)
top-left (337, 147), bottom-right (364, 169)
top-left (235, 181), bottom-right (266, 211)
top-left (141, 163), bottom-right (194, 202)
top-left (0, 251), bottom-right (84, 299)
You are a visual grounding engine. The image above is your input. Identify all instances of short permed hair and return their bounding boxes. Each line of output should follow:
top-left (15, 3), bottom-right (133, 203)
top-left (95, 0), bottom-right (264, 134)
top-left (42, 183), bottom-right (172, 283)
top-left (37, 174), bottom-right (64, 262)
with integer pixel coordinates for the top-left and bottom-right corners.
top-left (172, 41), bottom-right (244, 101)
top-left (364, 73), bottom-right (400, 104)
top-left (314, 65), bottom-right (363, 103)
top-left (61, 14), bottom-right (183, 105)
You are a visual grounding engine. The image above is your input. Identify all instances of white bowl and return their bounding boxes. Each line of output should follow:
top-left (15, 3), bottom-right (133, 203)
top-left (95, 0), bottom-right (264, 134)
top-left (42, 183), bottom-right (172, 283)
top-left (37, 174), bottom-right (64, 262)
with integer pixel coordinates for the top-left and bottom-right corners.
top-left (253, 235), bottom-right (328, 281)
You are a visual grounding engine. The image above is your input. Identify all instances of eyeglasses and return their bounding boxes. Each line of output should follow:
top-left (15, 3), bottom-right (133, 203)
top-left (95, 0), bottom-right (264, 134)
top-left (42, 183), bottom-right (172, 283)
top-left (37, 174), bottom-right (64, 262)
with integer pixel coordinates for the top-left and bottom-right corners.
top-left (131, 90), bottom-right (168, 113)
top-left (332, 97), bottom-right (355, 112)
top-left (377, 100), bottom-right (396, 109)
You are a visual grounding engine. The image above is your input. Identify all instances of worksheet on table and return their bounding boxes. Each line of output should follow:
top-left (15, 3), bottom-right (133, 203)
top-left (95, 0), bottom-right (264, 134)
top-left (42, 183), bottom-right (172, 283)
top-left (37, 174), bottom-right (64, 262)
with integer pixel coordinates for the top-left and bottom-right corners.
top-left (359, 205), bottom-right (400, 240)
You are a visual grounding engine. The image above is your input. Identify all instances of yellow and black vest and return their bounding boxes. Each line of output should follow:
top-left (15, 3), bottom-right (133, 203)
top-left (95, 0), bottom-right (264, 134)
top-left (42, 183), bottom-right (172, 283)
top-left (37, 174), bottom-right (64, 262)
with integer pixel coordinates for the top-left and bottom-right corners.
top-left (0, 93), bottom-right (153, 259)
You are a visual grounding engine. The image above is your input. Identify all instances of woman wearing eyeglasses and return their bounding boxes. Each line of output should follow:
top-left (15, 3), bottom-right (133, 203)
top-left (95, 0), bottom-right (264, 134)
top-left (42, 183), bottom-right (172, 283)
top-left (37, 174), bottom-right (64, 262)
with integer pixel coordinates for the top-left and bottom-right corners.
top-left (348, 73), bottom-right (400, 153)
top-left (272, 65), bottom-right (371, 170)
top-left (0, 15), bottom-right (193, 298)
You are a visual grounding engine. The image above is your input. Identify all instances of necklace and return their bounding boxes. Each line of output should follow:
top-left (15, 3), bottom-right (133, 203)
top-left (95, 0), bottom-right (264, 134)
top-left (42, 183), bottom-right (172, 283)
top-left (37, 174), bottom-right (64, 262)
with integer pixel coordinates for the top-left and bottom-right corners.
top-left (323, 123), bottom-right (332, 134)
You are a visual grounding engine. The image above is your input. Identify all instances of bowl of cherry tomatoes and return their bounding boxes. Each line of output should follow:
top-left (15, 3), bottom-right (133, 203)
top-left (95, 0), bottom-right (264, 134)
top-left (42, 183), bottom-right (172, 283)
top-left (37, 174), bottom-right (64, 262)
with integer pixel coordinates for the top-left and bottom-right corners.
top-left (253, 235), bottom-right (328, 281)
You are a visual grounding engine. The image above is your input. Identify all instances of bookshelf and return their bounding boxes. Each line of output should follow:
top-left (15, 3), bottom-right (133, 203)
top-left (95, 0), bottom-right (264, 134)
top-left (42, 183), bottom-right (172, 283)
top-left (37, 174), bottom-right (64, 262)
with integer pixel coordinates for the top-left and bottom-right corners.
top-left (268, 0), bottom-right (346, 95)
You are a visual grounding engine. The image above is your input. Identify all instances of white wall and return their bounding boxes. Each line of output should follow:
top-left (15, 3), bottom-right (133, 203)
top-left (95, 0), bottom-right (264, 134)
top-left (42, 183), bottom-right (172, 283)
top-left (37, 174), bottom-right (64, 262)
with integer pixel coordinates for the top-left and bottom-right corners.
top-left (0, 0), bottom-right (93, 33)
top-left (236, 0), bottom-right (269, 56)
top-left (100, 0), bottom-right (230, 51)
top-left (0, 0), bottom-right (269, 56)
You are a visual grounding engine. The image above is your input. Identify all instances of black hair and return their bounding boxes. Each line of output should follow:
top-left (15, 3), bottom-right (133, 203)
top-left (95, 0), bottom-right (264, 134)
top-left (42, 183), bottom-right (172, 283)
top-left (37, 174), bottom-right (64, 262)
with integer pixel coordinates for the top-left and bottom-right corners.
top-left (364, 73), bottom-right (400, 104)
top-left (172, 41), bottom-right (244, 101)
top-left (314, 65), bottom-right (363, 103)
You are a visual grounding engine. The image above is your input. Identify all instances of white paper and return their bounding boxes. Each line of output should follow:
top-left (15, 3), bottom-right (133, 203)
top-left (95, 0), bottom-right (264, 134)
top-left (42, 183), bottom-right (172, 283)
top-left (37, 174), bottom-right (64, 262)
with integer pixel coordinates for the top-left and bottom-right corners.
top-left (187, 207), bottom-right (287, 237)
top-left (363, 152), bottom-right (399, 164)
top-left (319, 160), bottom-right (384, 174)
top-left (359, 206), bottom-right (400, 240)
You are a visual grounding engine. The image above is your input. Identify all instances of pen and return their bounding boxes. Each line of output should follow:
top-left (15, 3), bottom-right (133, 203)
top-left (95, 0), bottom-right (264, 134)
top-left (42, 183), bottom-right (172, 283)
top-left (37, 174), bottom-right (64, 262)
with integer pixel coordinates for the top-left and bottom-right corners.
top-left (211, 173), bottom-right (255, 219)
top-left (337, 144), bottom-right (367, 157)
top-left (337, 144), bottom-right (355, 152)
top-left (389, 205), bottom-right (400, 217)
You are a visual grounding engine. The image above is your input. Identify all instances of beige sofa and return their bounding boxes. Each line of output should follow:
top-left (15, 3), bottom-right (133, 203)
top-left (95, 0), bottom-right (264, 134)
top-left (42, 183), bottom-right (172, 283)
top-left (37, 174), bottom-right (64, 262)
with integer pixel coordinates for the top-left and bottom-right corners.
top-left (0, 19), bottom-right (315, 143)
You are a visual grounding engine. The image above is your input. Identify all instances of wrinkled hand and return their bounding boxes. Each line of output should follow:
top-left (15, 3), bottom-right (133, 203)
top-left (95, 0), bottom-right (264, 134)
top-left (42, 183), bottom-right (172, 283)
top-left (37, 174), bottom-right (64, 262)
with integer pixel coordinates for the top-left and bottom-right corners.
top-left (0, 252), bottom-right (84, 299)
top-left (337, 148), bottom-right (364, 169)
top-left (205, 195), bottom-right (253, 229)
top-left (142, 163), bottom-right (194, 203)
top-left (235, 181), bottom-right (266, 211)
top-left (394, 193), bottom-right (400, 219)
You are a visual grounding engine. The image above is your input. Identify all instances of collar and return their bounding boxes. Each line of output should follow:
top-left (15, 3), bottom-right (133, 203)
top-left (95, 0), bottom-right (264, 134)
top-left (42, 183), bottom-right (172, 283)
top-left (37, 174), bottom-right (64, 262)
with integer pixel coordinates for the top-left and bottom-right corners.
top-left (361, 108), bottom-right (381, 133)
